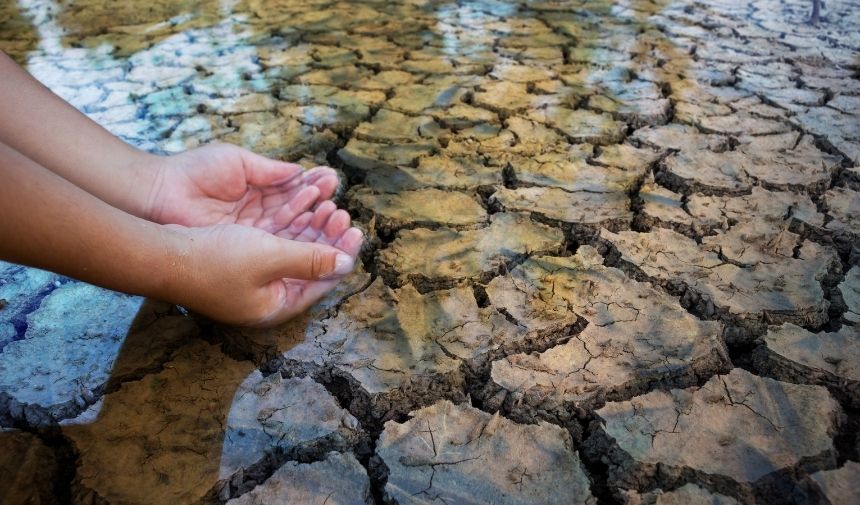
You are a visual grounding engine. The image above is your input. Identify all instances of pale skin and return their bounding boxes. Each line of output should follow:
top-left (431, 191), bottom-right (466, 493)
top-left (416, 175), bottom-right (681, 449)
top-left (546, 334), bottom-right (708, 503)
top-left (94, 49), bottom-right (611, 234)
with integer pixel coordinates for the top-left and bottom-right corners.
top-left (0, 52), bottom-right (363, 326)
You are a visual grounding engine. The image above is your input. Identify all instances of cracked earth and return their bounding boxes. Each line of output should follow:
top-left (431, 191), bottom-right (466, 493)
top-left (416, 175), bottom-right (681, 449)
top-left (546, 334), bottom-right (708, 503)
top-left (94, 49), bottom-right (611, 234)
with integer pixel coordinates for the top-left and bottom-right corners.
top-left (1, 0), bottom-right (858, 504)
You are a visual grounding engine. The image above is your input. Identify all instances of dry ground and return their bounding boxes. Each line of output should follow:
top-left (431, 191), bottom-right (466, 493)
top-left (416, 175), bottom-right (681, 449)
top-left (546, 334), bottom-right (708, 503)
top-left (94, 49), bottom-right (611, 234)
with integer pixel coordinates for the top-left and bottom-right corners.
top-left (0, 0), bottom-right (858, 504)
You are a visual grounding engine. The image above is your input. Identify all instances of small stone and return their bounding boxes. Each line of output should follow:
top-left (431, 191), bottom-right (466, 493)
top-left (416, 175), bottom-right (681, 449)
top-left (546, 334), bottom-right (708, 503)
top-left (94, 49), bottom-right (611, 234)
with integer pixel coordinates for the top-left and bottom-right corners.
top-left (377, 400), bottom-right (595, 505)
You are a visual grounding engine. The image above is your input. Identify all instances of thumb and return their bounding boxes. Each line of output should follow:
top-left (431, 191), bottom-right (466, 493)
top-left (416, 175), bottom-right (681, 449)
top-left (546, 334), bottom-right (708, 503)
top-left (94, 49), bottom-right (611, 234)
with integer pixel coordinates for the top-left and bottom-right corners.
top-left (260, 238), bottom-right (356, 282)
top-left (241, 150), bottom-right (304, 187)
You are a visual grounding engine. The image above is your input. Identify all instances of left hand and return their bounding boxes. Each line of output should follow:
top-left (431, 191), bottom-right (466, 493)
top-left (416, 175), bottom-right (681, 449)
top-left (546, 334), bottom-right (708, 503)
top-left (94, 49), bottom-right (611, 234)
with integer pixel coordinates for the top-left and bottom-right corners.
top-left (142, 143), bottom-right (340, 233)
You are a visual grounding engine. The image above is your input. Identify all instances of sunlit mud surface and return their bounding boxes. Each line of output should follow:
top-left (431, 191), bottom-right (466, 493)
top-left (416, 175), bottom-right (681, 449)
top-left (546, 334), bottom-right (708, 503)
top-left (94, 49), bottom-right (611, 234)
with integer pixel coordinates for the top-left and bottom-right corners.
top-left (1, 0), bottom-right (859, 503)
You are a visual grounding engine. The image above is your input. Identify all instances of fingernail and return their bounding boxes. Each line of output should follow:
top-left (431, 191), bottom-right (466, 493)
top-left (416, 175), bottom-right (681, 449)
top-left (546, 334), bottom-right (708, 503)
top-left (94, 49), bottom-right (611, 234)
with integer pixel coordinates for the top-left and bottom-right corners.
top-left (323, 254), bottom-right (354, 279)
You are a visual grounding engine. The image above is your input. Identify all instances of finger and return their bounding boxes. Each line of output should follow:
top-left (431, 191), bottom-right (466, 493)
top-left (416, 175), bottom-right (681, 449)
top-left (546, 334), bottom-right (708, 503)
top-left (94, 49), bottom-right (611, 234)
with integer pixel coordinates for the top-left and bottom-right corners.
top-left (274, 211), bottom-right (313, 239)
top-left (259, 279), bottom-right (340, 326)
top-left (333, 227), bottom-right (364, 256)
top-left (261, 239), bottom-right (355, 282)
top-left (266, 166), bottom-right (335, 194)
top-left (260, 168), bottom-right (338, 207)
top-left (268, 185), bottom-right (321, 230)
top-left (241, 150), bottom-right (305, 186)
top-left (321, 210), bottom-right (351, 244)
top-left (313, 174), bottom-right (341, 201)
top-left (298, 201), bottom-right (337, 242)
top-left (302, 165), bottom-right (337, 182)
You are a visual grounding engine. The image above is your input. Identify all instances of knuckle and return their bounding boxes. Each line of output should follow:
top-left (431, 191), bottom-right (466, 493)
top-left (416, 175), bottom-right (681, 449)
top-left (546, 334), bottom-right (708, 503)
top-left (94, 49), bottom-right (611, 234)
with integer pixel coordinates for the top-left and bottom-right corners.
top-left (310, 248), bottom-right (326, 279)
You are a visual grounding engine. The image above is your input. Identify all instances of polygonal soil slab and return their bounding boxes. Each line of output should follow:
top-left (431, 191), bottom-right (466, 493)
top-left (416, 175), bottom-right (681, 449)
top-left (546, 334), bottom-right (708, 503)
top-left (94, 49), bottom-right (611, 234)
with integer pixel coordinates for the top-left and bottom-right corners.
top-left (0, 430), bottom-right (60, 505)
top-left (839, 267), bottom-right (860, 324)
top-left (64, 341), bottom-right (364, 505)
top-left (801, 461), bottom-right (860, 505)
top-left (588, 90), bottom-right (671, 128)
top-left (483, 247), bottom-right (727, 423)
top-left (338, 138), bottom-right (436, 172)
top-left (220, 373), bottom-right (365, 483)
top-left (621, 483), bottom-right (739, 505)
top-left (824, 187), bottom-right (860, 234)
top-left (64, 341), bottom-right (255, 505)
top-left (505, 152), bottom-right (647, 193)
top-left (378, 213), bottom-right (563, 287)
top-left (738, 136), bottom-right (842, 192)
top-left (376, 400), bottom-right (595, 505)
top-left (601, 228), bottom-right (835, 337)
top-left (528, 107), bottom-right (626, 145)
top-left (686, 187), bottom-right (822, 234)
top-left (635, 178), bottom-right (692, 233)
top-left (347, 187), bottom-right (487, 230)
top-left (593, 143), bottom-right (664, 172)
top-left (0, 282), bottom-right (143, 421)
top-left (631, 124), bottom-right (728, 151)
top-left (473, 80), bottom-right (536, 114)
top-left (282, 277), bottom-right (570, 422)
top-left (505, 146), bottom-right (649, 193)
top-left (363, 155), bottom-right (503, 192)
top-left (589, 369), bottom-right (843, 502)
top-left (0, 263), bottom-right (61, 350)
top-left (226, 452), bottom-right (372, 505)
top-left (659, 150), bottom-right (753, 195)
top-left (491, 187), bottom-right (631, 231)
top-left (354, 109), bottom-right (445, 144)
top-left (754, 323), bottom-right (859, 408)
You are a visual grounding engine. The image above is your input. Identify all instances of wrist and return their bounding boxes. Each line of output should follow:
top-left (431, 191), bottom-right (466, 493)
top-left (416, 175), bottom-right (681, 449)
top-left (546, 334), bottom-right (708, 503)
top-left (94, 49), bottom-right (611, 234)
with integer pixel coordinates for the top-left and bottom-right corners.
top-left (128, 150), bottom-right (169, 222)
top-left (146, 222), bottom-right (194, 304)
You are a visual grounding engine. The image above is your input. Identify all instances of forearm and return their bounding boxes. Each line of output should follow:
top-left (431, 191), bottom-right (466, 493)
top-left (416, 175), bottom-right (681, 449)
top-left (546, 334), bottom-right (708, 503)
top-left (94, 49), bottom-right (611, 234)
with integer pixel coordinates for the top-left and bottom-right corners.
top-left (0, 52), bottom-right (159, 218)
top-left (0, 141), bottom-right (176, 299)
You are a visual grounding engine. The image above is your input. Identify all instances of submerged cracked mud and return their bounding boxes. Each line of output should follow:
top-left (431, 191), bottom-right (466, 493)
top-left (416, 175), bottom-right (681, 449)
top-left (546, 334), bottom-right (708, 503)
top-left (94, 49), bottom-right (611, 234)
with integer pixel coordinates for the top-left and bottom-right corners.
top-left (0, 0), bottom-right (859, 504)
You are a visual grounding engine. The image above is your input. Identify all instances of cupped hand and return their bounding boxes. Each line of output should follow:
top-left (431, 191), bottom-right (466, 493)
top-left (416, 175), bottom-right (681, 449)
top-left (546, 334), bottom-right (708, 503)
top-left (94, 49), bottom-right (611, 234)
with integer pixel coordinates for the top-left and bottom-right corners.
top-left (145, 142), bottom-right (340, 233)
top-left (166, 205), bottom-right (363, 326)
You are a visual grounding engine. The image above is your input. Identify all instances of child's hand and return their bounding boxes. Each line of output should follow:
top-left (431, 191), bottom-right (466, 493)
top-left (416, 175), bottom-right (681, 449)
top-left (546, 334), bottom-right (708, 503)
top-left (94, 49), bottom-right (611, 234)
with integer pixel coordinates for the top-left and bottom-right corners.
top-left (165, 204), bottom-right (363, 326)
top-left (144, 143), bottom-right (340, 234)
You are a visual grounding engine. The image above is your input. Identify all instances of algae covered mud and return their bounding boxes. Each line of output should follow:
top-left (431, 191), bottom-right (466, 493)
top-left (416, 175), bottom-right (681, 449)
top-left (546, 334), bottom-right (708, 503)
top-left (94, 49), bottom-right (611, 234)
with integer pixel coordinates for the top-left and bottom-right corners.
top-left (1, 0), bottom-right (859, 503)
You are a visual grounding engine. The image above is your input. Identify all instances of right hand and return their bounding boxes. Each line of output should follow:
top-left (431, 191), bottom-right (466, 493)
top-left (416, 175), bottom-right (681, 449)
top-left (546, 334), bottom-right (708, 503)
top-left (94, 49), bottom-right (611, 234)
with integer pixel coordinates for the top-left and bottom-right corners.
top-left (163, 204), bottom-right (362, 326)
